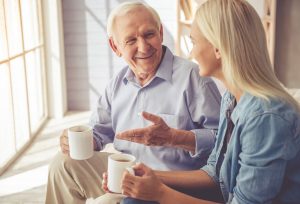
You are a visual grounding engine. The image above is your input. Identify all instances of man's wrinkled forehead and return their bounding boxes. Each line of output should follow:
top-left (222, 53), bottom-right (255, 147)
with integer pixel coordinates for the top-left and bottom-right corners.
top-left (112, 9), bottom-right (159, 40)
top-left (117, 6), bottom-right (157, 25)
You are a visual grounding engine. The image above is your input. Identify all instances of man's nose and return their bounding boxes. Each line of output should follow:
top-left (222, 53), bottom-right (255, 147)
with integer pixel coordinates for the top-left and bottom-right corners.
top-left (137, 38), bottom-right (150, 53)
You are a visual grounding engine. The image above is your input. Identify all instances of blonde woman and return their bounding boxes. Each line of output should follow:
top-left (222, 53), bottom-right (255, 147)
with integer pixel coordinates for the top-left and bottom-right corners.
top-left (117, 0), bottom-right (300, 203)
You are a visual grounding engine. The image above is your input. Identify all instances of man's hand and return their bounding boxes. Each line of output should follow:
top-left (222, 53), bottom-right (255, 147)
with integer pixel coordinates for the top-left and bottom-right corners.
top-left (116, 112), bottom-right (175, 146)
top-left (60, 129), bottom-right (97, 155)
top-left (60, 129), bottom-right (70, 155)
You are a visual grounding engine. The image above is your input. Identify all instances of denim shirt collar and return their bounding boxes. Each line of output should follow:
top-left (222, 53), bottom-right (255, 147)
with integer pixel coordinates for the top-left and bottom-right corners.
top-left (122, 45), bottom-right (174, 85)
top-left (225, 92), bottom-right (255, 125)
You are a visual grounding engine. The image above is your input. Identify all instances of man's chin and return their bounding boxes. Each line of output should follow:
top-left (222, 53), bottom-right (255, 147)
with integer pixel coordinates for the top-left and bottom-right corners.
top-left (137, 63), bottom-right (158, 72)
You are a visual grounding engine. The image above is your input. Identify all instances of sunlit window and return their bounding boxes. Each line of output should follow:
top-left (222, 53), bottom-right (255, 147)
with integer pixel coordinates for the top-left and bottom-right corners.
top-left (0, 0), bottom-right (47, 168)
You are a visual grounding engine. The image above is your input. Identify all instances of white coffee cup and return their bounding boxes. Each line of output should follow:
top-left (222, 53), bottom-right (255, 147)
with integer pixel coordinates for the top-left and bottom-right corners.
top-left (68, 125), bottom-right (94, 160)
top-left (107, 153), bottom-right (136, 193)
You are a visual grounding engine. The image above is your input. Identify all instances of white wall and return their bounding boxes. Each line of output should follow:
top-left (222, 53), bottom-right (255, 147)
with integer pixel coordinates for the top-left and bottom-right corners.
top-left (247, 0), bottom-right (264, 18)
top-left (275, 0), bottom-right (300, 89)
top-left (62, 0), bottom-right (177, 110)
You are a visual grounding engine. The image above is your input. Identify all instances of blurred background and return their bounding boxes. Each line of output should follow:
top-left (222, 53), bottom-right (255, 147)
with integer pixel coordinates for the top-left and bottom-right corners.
top-left (0, 0), bottom-right (299, 203)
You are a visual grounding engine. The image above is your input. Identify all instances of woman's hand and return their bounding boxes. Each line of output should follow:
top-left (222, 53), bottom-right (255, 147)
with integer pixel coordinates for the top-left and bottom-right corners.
top-left (121, 163), bottom-right (166, 201)
top-left (101, 172), bottom-right (112, 193)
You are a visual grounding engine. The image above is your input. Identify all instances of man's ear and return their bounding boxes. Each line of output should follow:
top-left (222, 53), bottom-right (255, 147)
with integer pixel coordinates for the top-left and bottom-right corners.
top-left (214, 48), bottom-right (221, 59)
top-left (159, 24), bottom-right (163, 42)
top-left (109, 37), bottom-right (122, 57)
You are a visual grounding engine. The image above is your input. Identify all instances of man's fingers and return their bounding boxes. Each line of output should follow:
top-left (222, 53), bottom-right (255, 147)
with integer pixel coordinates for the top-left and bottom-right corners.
top-left (117, 128), bottom-right (147, 140)
top-left (63, 129), bottom-right (68, 135)
top-left (62, 143), bottom-right (69, 150)
top-left (62, 149), bottom-right (69, 155)
top-left (142, 111), bottom-right (161, 124)
top-left (61, 136), bottom-right (69, 145)
top-left (131, 136), bottom-right (146, 144)
top-left (116, 130), bottom-right (134, 140)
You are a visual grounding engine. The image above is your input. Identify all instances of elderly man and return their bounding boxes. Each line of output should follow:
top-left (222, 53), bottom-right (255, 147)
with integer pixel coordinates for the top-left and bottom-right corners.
top-left (45, 2), bottom-right (221, 204)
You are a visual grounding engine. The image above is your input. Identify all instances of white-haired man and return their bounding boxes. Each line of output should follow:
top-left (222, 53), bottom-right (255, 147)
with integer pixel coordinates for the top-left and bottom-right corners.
top-left (45, 2), bottom-right (221, 204)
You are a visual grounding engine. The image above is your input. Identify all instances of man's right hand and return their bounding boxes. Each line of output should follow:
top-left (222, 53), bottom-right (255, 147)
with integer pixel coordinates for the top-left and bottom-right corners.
top-left (60, 129), bottom-right (97, 156)
top-left (60, 129), bottom-right (70, 155)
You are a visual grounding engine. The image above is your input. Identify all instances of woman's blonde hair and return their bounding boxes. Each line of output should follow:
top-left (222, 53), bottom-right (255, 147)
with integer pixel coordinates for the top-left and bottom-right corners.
top-left (107, 1), bottom-right (161, 38)
top-left (195, 0), bottom-right (299, 110)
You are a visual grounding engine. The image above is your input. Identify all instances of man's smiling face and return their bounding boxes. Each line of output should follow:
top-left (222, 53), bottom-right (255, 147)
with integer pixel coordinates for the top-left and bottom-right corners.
top-left (111, 6), bottom-right (163, 78)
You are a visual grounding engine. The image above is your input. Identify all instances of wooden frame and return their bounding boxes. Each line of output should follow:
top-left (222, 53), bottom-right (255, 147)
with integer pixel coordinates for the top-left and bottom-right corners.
top-left (262, 0), bottom-right (277, 67)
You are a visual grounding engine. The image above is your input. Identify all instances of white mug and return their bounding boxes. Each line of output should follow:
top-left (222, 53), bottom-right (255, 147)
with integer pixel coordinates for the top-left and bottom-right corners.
top-left (107, 153), bottom-right (136, 193)
top-left (68, 125), bottom-right (94, 160)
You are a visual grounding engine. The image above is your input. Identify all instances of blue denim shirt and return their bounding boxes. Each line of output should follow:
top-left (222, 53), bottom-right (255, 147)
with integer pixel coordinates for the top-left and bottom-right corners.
top-left (202, 91), bottom-right (300, 204)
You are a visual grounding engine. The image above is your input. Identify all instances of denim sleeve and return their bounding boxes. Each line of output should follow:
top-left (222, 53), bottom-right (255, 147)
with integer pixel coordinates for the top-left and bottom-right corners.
top-left (230, 113), bottom-right (295, 204)
top-left (89, 80), bottom-right (115, 151)
top-left (189, 79), bottom-right (221, 158)
top-left (201, 138), bottom-right (219, 185)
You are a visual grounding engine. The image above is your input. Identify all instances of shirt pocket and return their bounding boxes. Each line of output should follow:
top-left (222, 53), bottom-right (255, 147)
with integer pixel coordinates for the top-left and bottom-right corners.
top-left (157, 113), bottom-right (185, 129)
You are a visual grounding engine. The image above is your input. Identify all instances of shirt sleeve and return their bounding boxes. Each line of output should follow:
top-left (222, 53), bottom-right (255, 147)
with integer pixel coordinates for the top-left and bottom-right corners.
top-left (229, 113), bottom-right (296, 204)
top-left (201, 138), bottom-right (219, 184)
top-left (89, 80), bottom-right (115, 151)
top-left (189, 76), bottom-right (221, 158)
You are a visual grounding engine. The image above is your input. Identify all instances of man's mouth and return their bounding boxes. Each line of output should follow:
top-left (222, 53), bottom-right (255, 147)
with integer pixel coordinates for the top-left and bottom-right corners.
top-left (135, 51), bottom-right (156, 59)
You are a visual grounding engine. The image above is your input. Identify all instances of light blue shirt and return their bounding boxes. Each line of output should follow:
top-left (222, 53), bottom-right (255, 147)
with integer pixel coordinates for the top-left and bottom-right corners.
top-left (90, 46), bottom-right (221, 170)
top-left (202, 91), bottom-right (300, 203)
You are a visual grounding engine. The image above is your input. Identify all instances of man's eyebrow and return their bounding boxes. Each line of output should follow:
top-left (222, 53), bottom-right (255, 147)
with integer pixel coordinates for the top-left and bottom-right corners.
top-left (123, 35), bottom-right (135, 41)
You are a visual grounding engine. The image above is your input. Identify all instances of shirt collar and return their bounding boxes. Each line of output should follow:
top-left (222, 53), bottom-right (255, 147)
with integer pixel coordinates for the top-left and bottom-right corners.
top-left (122, 45), bottom-right (174, 85)
top-left (230, 92), bottom-right (254, 124)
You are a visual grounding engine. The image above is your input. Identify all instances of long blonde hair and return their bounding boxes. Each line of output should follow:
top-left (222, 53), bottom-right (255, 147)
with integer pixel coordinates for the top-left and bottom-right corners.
top-left (195, 0), bottom-right (299, 110)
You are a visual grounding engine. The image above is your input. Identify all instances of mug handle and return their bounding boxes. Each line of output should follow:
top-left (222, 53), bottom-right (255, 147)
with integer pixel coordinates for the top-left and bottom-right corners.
top-left (126, 167), bottom-right (135, 175)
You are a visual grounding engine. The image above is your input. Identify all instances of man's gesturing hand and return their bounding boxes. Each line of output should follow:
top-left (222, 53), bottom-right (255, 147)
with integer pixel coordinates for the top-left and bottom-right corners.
top-left (116, 112), bottom-right (175, 146)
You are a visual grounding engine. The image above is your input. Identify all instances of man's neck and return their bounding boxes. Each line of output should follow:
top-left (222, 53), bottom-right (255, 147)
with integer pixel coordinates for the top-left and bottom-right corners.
top-left (137, 46), bottom-right (166, 87)
top-left (137, 71), bottom-right (157, 86)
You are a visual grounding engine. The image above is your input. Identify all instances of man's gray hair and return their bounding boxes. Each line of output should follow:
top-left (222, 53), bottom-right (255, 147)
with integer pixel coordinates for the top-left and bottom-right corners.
top-left (106, 1), bottom-right (161, 38)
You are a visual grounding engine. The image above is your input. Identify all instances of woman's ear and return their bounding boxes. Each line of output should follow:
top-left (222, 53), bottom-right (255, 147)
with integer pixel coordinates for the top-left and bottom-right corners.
top-left (109, 37), bottom-right (122, 57)
top-left (214, 48), bottom-right (221, 59)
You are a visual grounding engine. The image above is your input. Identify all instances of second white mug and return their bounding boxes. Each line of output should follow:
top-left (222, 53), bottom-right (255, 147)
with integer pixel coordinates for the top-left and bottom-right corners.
top-left (107, 153), bottom-right (136, 193)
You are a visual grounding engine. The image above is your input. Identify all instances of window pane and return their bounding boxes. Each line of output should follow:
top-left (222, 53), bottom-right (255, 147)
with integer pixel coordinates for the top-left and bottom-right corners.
top-left (4, 0), bottom-right (23, 57)
top-left (0, 0), bottom-right (8, 61)
top-left (10, 57), bottom-right (30, 149)
top-left (21, 0), bottom-right (41, 50)
top-left (0, 64), bottom-right (15, 167)
top-left (25, 49), bottom-right (46, 132)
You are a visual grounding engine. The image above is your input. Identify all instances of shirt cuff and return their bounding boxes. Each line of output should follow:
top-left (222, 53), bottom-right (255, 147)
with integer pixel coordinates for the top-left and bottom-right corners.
top-left (189, 129), bottom-right (216, 158)
top-left (201, 164), bottom-right (219, 185)
top-left (93, 136), bottom-right (103, 151)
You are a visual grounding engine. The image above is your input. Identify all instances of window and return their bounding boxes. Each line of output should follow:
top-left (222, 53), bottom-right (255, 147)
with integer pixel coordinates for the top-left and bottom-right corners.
top-left (0, 0), bottom-right (47, 168)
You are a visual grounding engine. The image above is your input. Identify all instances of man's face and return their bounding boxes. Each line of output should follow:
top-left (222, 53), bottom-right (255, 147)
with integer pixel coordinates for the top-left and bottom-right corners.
top-left (110, 7), bottom-right (163, 77)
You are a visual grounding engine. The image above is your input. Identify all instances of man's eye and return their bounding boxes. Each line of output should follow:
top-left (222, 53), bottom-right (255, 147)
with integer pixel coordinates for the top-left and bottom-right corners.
top-left (126, 39), bottom-right (136, 45)
top-left (145, 33), bottom-right (155, 38)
